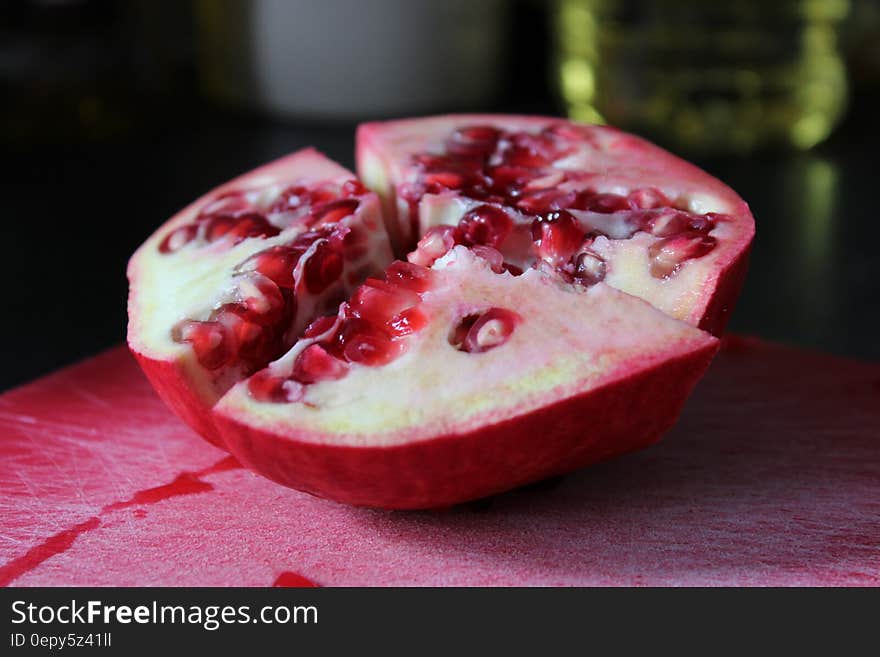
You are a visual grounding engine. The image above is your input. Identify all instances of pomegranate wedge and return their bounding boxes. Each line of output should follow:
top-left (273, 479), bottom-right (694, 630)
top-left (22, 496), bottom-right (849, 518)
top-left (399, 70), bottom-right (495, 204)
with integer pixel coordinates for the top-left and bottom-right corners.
top-left (214, 248), bottom-right (718, 509)
top-left (357, 115), bottom-right (754, 334)
top-left (128, 149), bottom-right (391, 446)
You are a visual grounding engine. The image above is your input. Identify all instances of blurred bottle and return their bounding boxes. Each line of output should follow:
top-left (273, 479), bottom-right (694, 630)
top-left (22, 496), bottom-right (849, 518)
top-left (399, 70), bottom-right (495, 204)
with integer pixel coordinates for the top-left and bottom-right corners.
top-left (195, 0), bottom-right (508, 119)
top-left (553, 0), bottom-right (850, 153)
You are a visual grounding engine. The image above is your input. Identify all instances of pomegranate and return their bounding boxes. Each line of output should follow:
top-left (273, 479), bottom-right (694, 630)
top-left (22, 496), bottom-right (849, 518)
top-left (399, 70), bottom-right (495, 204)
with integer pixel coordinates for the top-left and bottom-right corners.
top-left (127, 149), bottom-right (391, 446)
top-left (357, 115), bottom-right (754, 334)
top-left (128, 116), bottom-right (754, 509)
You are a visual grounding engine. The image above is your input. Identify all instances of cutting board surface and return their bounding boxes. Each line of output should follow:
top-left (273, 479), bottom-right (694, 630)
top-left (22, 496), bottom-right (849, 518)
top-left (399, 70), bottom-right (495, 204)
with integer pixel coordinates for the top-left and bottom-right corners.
top-left (1, 337), bottom-right (878, 586)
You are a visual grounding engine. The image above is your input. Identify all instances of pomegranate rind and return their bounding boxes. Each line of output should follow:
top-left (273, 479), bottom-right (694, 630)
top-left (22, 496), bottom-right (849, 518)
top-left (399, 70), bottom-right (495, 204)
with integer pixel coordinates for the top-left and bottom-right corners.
top-left (132, 351), bottom-right (222, 446)
top-left (356, 114), bottom-right (755, 334)
top-left (127, 149), bottom-right (390, 447)
top-left (214, 249), bottom-right (718, 508)
top-left (217, 336), bottom-right (716, 510)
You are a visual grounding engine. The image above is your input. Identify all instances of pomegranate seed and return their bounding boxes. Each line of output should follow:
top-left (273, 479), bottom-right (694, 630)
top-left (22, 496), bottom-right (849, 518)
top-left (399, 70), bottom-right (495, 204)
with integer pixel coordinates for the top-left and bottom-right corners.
top-left (633, 208), bottom-right (687, 237)
top-left (203, 215), bottom-right (237, 242)
top-left (409, 225), bottom-right (456, 267)
top-left (204, 212), bottom-right (278, 244)
top-left (503, 145), bottom-right (550, 169)
top-left (292, 344), bottom-right (348, 384)
top-left (198, 190), bottom-right (252, 219)
top-left (268, 185), bottom-right (310, 214)
top-left (446, 142), bottom-right (495, 158)
top-left (237, 245), bottom-right (305, 289)
top-left (303, 241), bottom-right (343, 294)
top-left (172, 320), bottom-right (232, 370)
top-left (158, 224), bottom-right (197, 254)
top-left (627, 188), bottom-right (669, 209)
top-left (343, 333), bottom-right (402, 365)
top-left (416, 153), bottom-right (483, 174)
top-left (470, 245), bottom-right (505, 273)
top-left (571, 249), bottom-right (606, 287)
top-left (329, 224), bottom-right (369, 261)
top-left (309, 198), bottom-right (360, 225)
top-left (531, 210), bottom-right (585, 266)
top-left (230, 213), bottom-right (280, 239)
top-left (348, 280), bottom-right (420, 325)
top-left (384, 261), bottom-right (434, 293)
top-left (455, 205), bottom-right (512, 248)
top-left (248, 369), bottom-right (301, 403)
top-left (387, 307), bottom-right (428, 337)
top-left (487, 165), bottom-right (536, 194)
top-left (639, 209), bottom-right (715, 238)
top-left (511, 132), bottom-right (559, 158)
top-left (211, 305), bottom-right (271, 363)
top-left (452, 125), bottom-right (501, 144)
top-left (209, 301), bottom-right (252, 324)
top-left (342, 179), bottom-right (367, 197)
top-left (423, 171), bottom-right (466, 189)
top-left (236, 274), bottom-right (285, 325)
top-left (446, 125), bottom-right (500, 156)
top-left (502, 262), bottom-right (524, 276)
top-left (577, 192), bottom-right (630, 213)
top-left (542, 122), bottom-right (594, 141)
top-left (293, 227), bottom-right (333, 249)
top-left (459, 308), bottom-right (521, 354)
top-left (303, 315), bottom-right (337, 338)
top-left (649, 232), bottom-right (717, 279)
top-left (310, 186), bottom-right (338, 206)
top-left (334, 318), bottom-right (400, 366)
top-left (516, 189), bottom-right (576, 214)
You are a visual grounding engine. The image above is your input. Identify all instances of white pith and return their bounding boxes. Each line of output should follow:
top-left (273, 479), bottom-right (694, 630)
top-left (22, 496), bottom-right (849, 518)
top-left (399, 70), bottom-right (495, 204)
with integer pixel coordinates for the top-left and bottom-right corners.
top-left (216, 247), bottom-right (716, 446)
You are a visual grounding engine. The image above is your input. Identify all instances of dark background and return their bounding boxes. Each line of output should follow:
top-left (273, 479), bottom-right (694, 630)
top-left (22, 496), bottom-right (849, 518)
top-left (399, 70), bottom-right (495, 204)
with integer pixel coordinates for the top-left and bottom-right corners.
top-left (2, 0), bottom-right (879, 392)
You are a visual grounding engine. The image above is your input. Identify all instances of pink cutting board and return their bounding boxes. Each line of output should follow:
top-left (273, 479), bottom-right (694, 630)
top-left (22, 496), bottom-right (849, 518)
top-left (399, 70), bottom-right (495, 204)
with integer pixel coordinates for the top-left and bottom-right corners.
top-left (1, 336), bottom-right (878, 586)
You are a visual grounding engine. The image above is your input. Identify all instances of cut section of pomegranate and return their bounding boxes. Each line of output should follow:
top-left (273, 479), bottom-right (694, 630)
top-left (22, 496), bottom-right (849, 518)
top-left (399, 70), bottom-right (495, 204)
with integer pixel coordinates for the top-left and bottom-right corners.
top-left (128, 149), bottom-right (391, 446)
top-left (357, 115), bottom-right (754, 334)
top-left (214, 247), bottom-right (718, 508)
top-left (129, 115), bottom-right (754, 509)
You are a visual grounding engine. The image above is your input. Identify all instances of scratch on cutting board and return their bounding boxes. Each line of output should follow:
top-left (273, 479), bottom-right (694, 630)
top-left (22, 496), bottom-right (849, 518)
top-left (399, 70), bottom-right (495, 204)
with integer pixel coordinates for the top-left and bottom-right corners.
top-left (68, 386), bottom-right (116, 411)
top-left (0, 455), bottom-right (241, 587)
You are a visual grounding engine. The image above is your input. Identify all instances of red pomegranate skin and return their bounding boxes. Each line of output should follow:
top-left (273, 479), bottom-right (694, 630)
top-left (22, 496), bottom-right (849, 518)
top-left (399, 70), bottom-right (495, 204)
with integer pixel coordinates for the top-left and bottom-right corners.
top-left (215, 343), bottom-right (716, 509)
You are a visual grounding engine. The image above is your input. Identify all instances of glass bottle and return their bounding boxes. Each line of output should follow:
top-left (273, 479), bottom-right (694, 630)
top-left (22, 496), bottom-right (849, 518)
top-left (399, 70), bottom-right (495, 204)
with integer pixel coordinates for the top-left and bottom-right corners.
top-left (553, 0), bottom-right (851, 153)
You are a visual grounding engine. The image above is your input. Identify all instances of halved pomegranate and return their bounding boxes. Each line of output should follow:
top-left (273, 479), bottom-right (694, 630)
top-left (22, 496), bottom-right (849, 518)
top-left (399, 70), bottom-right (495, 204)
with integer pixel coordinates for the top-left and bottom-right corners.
top-left (129, 116), bottom-right (754, 509)
top-left (127, 149), bottom-right (391, 446)
top-left (357, 115), bottom-right (755, 334)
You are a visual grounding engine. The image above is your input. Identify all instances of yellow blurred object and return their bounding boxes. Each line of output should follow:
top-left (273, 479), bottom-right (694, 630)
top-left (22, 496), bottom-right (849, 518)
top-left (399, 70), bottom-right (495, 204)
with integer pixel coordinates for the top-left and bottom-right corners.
top-left (553, 0), bottom-right (851, 153)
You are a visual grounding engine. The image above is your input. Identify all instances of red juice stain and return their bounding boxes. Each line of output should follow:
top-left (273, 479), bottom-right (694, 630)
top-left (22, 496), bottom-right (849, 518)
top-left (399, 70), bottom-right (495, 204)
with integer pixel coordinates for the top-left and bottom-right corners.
top-left (0, 455), bottom-right (241, 586)
top-left (103, 473), bottom-right (213, 511)
top-left (104, 455), bottom-right (240, 512)
top-left (273, 571), bottom-right (320, 587)
top-left (0, 517), bottom-right (100, 587)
